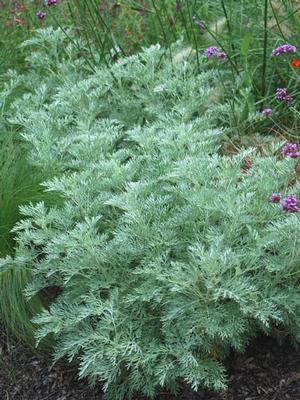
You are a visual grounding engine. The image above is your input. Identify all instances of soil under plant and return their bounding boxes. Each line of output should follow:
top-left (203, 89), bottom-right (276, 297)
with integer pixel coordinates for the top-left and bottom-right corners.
top-left (1, 328), bottom-right (300, 400)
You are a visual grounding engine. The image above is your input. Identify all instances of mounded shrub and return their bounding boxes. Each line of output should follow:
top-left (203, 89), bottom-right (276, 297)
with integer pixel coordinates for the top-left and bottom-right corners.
top-left (2, 29), bottom-right (300, 399)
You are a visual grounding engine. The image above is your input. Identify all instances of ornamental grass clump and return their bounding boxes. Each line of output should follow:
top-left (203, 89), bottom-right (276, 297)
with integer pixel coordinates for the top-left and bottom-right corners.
top-left (2, 29), bottom-right (300, 400)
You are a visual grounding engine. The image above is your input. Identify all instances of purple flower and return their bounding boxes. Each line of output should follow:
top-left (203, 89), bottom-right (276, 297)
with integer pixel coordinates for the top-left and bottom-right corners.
top-left (272, 44), bottom-right (297, 57)
top-left (276, 88), bottom-right (287, 101)
top-left (45, 0), bottom-right (58, 6)
top-left (276, 88), bottom-right (293, 104)
top-left (217, 51), bottom-right (227, 60)
top-left (269, 193), bottom-right (281, 203)
top-left (204, 46), bottom-right (219, 57)
top-left (281, 143), bottom-right (300, 158)
top-left (281, 195), bottom-right (300, 213)
top-left (291, 152), bottom-right (300, 158)
top-left (36, 10), bottom-right (46, 20)
top-left (262, 108), bottom-right (272, 117)
top-left (204, 46), bottom-right (227, 61)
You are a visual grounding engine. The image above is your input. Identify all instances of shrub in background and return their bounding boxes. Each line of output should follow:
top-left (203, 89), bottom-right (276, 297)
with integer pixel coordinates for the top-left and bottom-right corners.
top-left (2, 29), bottom-right (300, 399)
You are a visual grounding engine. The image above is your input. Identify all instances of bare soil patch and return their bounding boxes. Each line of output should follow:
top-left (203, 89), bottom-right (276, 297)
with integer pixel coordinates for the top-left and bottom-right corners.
top-left (1, 328), bottom-right (300, 400)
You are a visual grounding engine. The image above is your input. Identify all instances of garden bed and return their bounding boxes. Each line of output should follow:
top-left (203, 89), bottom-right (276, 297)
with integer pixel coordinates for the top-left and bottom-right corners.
top-left (1, 330), bottom-right (299, 400)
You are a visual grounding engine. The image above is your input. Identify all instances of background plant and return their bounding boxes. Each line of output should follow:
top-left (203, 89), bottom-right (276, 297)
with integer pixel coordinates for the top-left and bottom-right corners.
top-left (40, 0), bottom-right (300, 137)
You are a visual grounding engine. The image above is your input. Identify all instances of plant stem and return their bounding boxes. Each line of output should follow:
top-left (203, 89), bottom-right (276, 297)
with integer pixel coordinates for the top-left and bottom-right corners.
top-left (151, 0), bottom-right (173, 66)
top-left (220, 0), bottom-right (238, 68)
top-left (269, 0), bottom-right (287, 41)
top-left (261, 0), bottom-right (268, 105)
top-left (46, 5), bottom-right (96, 73)
top-left (176, 0), bottom-right (190, 42)
top-left (183, 0), bottom-right (199, 70)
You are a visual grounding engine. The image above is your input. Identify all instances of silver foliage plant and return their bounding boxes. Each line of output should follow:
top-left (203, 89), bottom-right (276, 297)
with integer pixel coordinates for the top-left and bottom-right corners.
top-left (2, 28), bottom-right (300, 399)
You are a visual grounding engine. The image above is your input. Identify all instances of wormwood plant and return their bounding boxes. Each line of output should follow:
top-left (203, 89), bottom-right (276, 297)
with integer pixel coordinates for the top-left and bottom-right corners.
top-left (2, 29), bottom-right (300, 399)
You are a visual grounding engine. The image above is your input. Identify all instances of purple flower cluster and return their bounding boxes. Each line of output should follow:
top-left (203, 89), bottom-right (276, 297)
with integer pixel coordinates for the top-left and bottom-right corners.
top-left (204, 46), bottom-right (227, 60)
top-left (269, 193), bottom-right (300, 213)
top-left (45, 0), bottom-right (58, 5)
top-left (269, 143), bottom-right (300, 213)
top-left (275, 88), bottom-right (293, 104)
top-left (262, 108), bottom-right (272, 117)
top-left (36, 10), bottom-right (46, 20)
top-left (272, 44), bottom-right (297, 57)
top-left (281, 195), bottom-right (300, 213)
top-left (281, 143), bottom-right (300, 158)
top-left (218, 52), bottom-right (227, 60)
top-left (204, 46), bottom-right (219, 57)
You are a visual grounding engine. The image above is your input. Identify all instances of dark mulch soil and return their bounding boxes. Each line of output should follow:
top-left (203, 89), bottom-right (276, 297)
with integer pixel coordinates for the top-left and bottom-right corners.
top-left (1, 328), bottom-right (300, 400)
